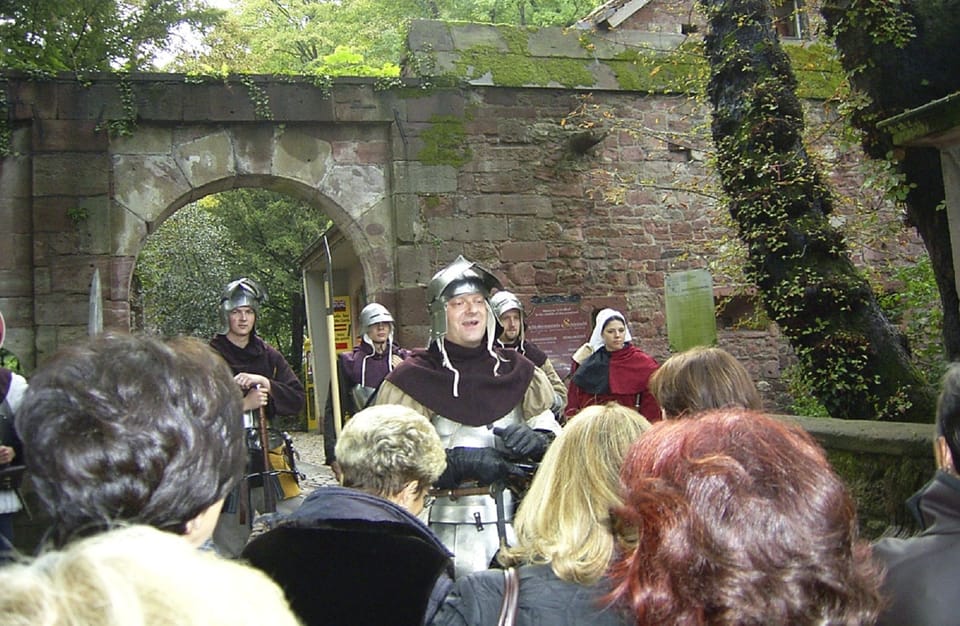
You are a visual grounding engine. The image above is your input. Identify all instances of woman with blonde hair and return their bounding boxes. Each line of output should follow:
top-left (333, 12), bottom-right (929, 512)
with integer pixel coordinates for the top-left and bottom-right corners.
top-left (430, 402), bottom-right (649, 625)
top-left (0, 524), bottom-right (300, 626)
top-left (649, 345), bottom-right (762, 419)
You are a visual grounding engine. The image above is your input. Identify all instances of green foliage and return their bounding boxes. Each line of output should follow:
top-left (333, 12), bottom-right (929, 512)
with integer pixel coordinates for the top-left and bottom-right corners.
top-left (0, 349), bottom-right (23, 374)
top-left (135, 204), bottom-right (241, 338)
top-left (172, 0), bottom-right (599, 76)
top-left (0, 0), bottom-right (222, 71)
top-left (201, 189), bottom-right (330, 357)
top-left (878, 255), bottom-right (945, 385)
top-left (781, 363), bottom-right (831, 417)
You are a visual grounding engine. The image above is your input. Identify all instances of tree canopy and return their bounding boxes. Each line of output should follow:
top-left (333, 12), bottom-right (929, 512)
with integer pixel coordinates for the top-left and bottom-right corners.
top-left (0, 0), bottom-right (223, 71)
top-left (168, 0), bottom-right (598, 74)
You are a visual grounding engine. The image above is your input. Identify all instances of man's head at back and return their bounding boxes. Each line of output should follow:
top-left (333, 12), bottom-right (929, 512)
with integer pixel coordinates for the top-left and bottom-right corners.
top-left (936, 364), bottom-right (960, 473)
top-left (490, 291), bottom-right (525, 345)
top-left (15, 333), bottom-right (246, 547)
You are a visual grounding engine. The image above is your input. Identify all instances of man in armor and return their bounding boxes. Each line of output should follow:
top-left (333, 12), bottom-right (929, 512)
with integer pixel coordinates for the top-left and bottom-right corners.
top-left (376, 256), bottom-right (560, 576)
top-left (490, 290), bottom-right (568, 418)
top-left (323, 302), bottom-right (411, 468)
top-left (209, 278), bottom-right (306, 555)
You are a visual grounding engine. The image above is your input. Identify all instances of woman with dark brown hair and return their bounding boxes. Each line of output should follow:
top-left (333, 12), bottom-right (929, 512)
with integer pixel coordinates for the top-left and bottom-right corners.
top-left (609, 409), bottom-right (884, 625)
top-left (648, 345), bottom-right (762, 419)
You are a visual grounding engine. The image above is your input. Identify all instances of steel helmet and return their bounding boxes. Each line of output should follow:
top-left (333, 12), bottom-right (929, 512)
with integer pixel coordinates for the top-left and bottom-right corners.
top-left (218, 278), bottom-right (267, 334)
top-left (359, 303), bottom-right (395, 330)
top-left (490, 290), bottom-right (524, 322)
top-left (426, 255), bottom-right (502, 343)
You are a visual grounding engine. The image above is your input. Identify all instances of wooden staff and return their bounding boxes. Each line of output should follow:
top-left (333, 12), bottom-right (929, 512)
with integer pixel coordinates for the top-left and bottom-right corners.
top-left (257, 391), bottom-right (277, 514)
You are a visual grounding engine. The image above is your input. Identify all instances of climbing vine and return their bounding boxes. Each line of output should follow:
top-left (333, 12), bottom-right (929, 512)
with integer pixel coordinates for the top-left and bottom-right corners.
top-left (96, 72), bottom-right (138, 137)
top-left (698, 0), bottom-right (934, 421)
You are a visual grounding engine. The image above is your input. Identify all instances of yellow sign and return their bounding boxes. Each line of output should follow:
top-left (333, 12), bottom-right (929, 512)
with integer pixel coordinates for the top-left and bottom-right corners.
top-left (333, 296), bottom-right (352, 353)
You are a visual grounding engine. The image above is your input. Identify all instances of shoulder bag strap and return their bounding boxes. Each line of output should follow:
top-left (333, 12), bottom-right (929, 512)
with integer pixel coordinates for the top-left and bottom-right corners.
top-left (497, 566), bottom-right (520, 626)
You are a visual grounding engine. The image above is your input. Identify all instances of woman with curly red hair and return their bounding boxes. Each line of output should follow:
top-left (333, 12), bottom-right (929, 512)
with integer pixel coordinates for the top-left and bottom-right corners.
top-left (609, 409), bottom-right (884, 625)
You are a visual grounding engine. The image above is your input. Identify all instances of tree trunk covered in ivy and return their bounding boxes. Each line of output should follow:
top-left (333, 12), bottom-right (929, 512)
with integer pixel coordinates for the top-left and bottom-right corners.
top-left (698, 0), bottom-right (935, 421)
top-left (820, 0), bottom-right (960, 361)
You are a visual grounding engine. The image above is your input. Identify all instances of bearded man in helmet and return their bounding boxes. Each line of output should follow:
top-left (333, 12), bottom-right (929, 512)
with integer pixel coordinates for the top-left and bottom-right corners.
top-left (323, 303), bottom-right (411, 467)
top-left (376, 256), bottom-right (560, 576)
top-left (490, 291), bottom-right (568, 418)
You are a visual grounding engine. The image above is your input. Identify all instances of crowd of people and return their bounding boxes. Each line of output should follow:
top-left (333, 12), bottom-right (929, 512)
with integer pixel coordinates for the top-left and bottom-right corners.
top-left (0, 254), bottom-right (951, 625)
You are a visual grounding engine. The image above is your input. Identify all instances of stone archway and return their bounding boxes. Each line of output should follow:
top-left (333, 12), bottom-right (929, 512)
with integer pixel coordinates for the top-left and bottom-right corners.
top-left (3, 74), bottom-right (402, 368)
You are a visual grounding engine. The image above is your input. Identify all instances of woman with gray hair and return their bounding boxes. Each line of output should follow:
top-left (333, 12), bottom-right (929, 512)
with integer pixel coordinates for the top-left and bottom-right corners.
top-left (243, 405), bottom-right (454, 626)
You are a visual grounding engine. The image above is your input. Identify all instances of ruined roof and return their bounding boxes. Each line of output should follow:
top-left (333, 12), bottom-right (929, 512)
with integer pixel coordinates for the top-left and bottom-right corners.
top-left (576, 0), bottom-right (655, 30)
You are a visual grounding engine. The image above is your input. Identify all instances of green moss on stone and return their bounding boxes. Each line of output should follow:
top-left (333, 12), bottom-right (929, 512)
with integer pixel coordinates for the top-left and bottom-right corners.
top-left (784, 43), bottom-right (843, 99)
top-left (456, 46), bottom-right (595, 88)
top-left (826, 448), bottom-right (930, 539)
top-left (495, 24), bottom-right (533, 55)
top-left (418, 115), bottom-right (473, 167)
top-left (608, 43), bottom-right (707, 93)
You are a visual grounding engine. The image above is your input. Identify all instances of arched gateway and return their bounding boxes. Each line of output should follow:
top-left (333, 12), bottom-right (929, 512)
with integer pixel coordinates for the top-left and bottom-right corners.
top-left (2, 74), bottom-right (411, 370)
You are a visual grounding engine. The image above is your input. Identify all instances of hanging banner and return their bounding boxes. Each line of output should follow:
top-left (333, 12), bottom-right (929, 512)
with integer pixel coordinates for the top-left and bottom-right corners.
top-left (333, 296), bottom-right (352, 353)
top-left (665, 269), bottom-right (717, 352)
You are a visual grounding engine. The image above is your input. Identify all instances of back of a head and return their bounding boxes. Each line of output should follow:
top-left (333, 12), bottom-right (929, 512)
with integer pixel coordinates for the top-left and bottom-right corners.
top-left (937, 363), bottom-right (960, 469)
top-left (335, 404), bottom-right (446, 498)
top-left (0, 525), bottom-right (299, 626)
top-left (649, 345), bottom-right (762, 418)
top-left (503, 402), bottom-right (651, 584)
top-left (610, 409), bottom-right (882, 625)
top-left (14, 333), bottom-right (245, 546)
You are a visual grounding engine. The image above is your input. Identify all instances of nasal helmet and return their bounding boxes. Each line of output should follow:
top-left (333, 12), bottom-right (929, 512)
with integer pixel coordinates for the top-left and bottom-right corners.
top-left (426, 255), bottom-right (501, 344)
top-left (219, 278), bottom-right (267, 334)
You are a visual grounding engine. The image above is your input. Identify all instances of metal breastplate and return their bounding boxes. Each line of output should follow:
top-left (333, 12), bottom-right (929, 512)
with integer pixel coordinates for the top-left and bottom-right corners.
top-left (431, 406), bottom-right (524, 451)
top-left (428, 406), bottom-right (524, 525)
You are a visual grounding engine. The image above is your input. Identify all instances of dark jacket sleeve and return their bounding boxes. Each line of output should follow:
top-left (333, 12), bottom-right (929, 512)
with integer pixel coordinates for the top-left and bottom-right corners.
top-left (267, 349), bottom-right (306, 417)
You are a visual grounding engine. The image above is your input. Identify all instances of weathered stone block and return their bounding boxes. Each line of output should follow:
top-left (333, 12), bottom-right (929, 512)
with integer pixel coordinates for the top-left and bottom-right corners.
top-left (272, 130), bottom-right (333, 188)
top-left (501, 241), bottom-right (547, 262)
top-left (428, 217), bottom-right (507, 242)
top-left (460, 194), bottom-right (551, 216)
top-left (33, 120), bottom-right (107, 152)
top-left (34, 153), bottom-right (110, 197)
top-left (392, 162), bottom-right (458, 194)
top-left (174, 130), bottom-right (237, 188)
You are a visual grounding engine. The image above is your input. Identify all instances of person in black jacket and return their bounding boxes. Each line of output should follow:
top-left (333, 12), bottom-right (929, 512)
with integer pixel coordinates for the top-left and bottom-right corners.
top-left (874, 363), bottom-right (960, 625)
top-left (244, 404), bottom-right (453, 626)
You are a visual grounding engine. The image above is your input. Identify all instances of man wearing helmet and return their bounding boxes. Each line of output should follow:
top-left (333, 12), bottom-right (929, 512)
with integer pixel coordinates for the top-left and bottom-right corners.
top-left (209, 278), bottom-right (306, 556)
top-left (323, 303), bottom-right (411, 467)
top-left (209, 278), bottom-right (306, 422)
top-left (376, 256), bottom-right (560, 576)
top-left (490, 291), bottom-right (568, 418)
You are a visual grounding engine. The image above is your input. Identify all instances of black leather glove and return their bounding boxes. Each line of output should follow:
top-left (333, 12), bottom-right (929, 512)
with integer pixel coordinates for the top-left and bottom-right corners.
top-left (493, 423), bottom-right (551, 461)
top-left (435, 447), bottom-right (525, 489)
